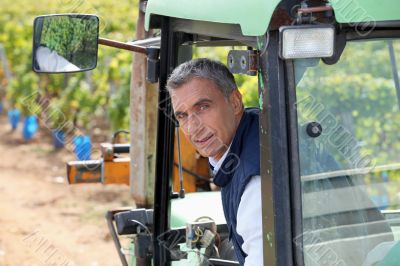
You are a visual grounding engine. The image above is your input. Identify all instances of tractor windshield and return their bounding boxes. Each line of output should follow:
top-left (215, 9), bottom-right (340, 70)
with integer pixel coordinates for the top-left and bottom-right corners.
top-left (295, 38), bottom-right (400, 265)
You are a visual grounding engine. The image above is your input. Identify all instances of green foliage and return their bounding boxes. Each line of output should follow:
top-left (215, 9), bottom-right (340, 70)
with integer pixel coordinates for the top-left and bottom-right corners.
top-left (238, 76), bottom-right (259, 107)
top-left (108, 82), bottom-right (130, 131)
top-left (7, 71), bottom-right (40, 115)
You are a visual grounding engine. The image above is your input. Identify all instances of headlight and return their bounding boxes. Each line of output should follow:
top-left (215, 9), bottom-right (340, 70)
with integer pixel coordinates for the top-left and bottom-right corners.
top-left (280, 25), bottom-right (335, 59)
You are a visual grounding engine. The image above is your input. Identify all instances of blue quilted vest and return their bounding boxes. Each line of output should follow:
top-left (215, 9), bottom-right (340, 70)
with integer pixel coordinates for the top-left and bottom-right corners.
top-left (213, 108), bottom-right (260, 265)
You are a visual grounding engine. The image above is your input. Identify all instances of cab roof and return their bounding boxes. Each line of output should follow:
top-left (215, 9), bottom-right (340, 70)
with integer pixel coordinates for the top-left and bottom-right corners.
top-left (145, 0), bottom-right (400, 36)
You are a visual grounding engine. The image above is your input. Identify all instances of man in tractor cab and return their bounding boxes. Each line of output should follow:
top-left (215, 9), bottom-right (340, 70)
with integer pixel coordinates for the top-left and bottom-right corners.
top-left (167, 58), bottom-right (262, 266)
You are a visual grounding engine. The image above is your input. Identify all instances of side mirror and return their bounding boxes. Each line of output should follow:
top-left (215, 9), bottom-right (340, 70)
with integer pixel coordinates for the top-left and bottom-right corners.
top-left (32, 14), bottom-right (99, 73)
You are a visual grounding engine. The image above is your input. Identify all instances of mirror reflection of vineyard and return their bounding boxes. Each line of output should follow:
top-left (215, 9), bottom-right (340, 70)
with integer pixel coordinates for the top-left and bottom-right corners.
top-left (40, 16), bottom-right (98, 69)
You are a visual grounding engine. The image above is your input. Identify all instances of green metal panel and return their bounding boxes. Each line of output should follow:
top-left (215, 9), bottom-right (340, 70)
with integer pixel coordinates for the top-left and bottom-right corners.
top-left (170, 191), bottom-right (226, 228)
top-left (144, 0), bottom-right (281, 36)
top-left (145, 0), bottom-right (400, 37)
top-left (329, 0), bottom-right (400, 23)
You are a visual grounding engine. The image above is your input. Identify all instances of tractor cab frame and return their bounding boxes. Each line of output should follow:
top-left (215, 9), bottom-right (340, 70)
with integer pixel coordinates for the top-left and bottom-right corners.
top-left (145, 1), bottom-right (400, 265)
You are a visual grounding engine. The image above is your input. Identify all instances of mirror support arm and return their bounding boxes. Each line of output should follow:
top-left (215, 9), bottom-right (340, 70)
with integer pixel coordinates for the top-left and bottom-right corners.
top-left (99, 37), bottom-right (147, 54)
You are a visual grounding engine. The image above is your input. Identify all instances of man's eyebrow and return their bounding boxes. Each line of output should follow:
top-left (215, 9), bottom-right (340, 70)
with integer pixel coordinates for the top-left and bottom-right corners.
top-left (174, 98), bottom-right (213, 117)
top-left (193, 98), bottom-right (213, 107)
top-left (174, 110), bottom-right (187, 117)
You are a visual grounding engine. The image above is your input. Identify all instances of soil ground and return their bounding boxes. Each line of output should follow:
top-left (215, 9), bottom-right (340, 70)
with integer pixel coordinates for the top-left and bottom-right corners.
top-left (0, 114), bottom-right (134, 266)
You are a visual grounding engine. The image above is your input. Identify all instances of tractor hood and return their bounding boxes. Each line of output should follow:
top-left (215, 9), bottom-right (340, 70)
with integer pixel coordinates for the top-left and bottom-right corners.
top-left (145, 0), bottom-right (400, 36)
top-left (170, 191), bottom-right (226, 228)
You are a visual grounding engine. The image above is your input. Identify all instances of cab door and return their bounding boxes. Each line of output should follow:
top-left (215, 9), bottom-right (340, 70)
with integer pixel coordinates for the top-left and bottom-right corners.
top-left (293, 33), bottom-right (400, 266)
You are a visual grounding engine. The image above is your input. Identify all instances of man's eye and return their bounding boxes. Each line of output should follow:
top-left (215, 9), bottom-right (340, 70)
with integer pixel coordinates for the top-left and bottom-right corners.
top-left (199, 104), bottom-right (209, 111)
top-left (176, 114), bottom-right (187, 120)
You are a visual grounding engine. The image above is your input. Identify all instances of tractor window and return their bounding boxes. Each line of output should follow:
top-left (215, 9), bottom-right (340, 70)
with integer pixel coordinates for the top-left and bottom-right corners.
top-left (295, 39), bottom-right (400, 265)
top-left (169, 45), bottom-right (258, 265)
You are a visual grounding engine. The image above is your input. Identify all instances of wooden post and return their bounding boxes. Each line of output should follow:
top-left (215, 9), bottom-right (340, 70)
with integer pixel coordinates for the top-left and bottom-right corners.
top-left (129, 0), bottom-right (158, 207)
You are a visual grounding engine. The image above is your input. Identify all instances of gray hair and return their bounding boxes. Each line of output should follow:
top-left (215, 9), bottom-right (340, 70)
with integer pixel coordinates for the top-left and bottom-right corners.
top-left (166, 58), bottom-right (237, 98)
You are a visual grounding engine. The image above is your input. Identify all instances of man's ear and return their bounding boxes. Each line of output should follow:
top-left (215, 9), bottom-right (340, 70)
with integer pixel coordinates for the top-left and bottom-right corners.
top-left (230, 89), bottom-right (243, 115)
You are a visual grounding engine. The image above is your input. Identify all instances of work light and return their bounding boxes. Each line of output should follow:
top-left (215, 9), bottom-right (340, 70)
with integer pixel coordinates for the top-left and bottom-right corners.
top-left (280, 25), bottom-right (335, 59)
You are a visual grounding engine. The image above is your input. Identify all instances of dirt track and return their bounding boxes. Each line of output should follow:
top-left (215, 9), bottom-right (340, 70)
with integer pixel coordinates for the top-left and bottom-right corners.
top-left (0, 114), bottom-right (133, 266)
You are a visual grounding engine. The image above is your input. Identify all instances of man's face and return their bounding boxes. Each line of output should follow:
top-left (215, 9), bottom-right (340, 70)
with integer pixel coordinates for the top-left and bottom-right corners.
top-left (170, 77), bottom-right (243, 160)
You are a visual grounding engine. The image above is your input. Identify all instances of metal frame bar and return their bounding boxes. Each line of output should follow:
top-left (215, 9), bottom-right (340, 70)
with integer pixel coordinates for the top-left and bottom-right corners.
top-left (259, 31), bottom-right (293, 266)
top-left (98, 38), bottom-right (147, 54)
top-left (105, 210), bottom-right (130, 266)
top-left (153, 17), bottom-right (177, 266)
top-left (170, 18), bottom-right (258, 48)
top-left (258, 37), bottom-right (277, 266)
top-left (260, 30), bottom-right (294, 266)
top-left (285, 59), bottom-right (304, 266)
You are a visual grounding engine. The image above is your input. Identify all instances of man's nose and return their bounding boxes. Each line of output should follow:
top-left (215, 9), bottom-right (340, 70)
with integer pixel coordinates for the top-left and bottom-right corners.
top-left (185, 113), bottom-right (201, 135)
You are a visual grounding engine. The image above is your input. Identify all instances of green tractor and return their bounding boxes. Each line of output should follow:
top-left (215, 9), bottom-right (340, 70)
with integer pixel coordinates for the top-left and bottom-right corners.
top-left (32, 0), bottom-right (400, 265)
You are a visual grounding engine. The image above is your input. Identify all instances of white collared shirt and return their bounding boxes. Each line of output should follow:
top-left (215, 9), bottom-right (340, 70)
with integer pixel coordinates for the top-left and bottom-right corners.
top-left (209, 153), bottom-right (263, 265)
top-left (209, 147), bottom-right (230, 175)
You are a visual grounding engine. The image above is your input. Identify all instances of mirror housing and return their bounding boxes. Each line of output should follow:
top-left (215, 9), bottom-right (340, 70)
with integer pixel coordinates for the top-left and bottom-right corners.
top-left (32, 14), bottom-right (99, 73)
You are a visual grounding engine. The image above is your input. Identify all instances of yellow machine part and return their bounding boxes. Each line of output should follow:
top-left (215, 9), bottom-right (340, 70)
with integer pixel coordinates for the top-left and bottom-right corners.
top-left (67, 158), bottom-right (130, 185)
top-left (103, 157), bottom-right (130, 185)
top-left (67, 160), bottom-right (102, 184)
